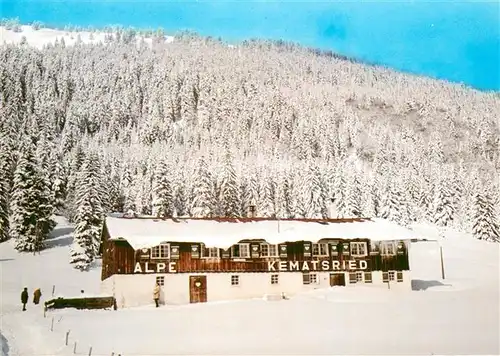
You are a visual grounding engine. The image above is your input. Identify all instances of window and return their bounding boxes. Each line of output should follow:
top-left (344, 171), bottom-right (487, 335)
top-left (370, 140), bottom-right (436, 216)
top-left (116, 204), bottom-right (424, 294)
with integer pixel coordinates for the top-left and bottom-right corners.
top-left (271, 274), bottom-right (279, 285)
top-left (156, 276), bottom-right (165, 286)
top-left (397, 272), bottom-right (403, 282)
top-left (312, 243), bottom-right (329, 256)
top-left (231, 243), bottom-right (250, 258)
top-left (356, 272), bottom-right (363, 282)
top-left (383, 272), bottom-right (389, 282)
top-left (231, 275), bottom-right (239, 286)
top-left (202, 246), bottom-right (220, 258)
top-left (349, 272), bottom-right (357, 284)
top-left (350, 242), bottom-right (367, 257)
top-left (380, 242), bottom-right (396, 256)
top-left (302, 273), bottom-right (318, 285)
top-left (260, 243), bottom-right (278, 257)
top-left (364, 272), bottom-right (372, 283)
top-left (151, 243), bottom-right (170, 259)
top-left (383, 271), bottom-right (397, 282)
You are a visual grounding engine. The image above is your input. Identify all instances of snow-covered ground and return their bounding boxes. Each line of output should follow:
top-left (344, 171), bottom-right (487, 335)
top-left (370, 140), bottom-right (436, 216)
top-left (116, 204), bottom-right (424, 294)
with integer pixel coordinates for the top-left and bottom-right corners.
top-left (0, 25), bottom-right (174, 49)
top-left (1, 217), bottom-right (499, 355)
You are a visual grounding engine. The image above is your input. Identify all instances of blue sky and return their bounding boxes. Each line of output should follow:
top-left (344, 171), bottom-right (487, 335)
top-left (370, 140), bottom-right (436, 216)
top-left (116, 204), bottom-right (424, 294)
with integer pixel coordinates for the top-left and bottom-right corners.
top-left (2, 0), bottom-right (499, 91)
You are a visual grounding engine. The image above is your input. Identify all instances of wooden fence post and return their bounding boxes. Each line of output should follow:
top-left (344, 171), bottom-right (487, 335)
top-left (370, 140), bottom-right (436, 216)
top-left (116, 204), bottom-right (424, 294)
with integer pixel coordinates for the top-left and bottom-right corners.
top-left (50, 317), bottom-right (54, 331)
top-left (88, 346), bottom-right (93, 356)
top-left (66, 330), bottom-right (71, 346)
top-left (440, 246), bottom-right (446, 280)
top-left (52, 285), bottom-right (55, 296)
top-left (73, 341), bottom-right (77, 354)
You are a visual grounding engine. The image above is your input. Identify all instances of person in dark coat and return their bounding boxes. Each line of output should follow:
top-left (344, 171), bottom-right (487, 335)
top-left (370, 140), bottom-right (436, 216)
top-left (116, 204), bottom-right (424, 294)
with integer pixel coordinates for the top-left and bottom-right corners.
top-left (153, 283), bottom-right (160, 307)
top-left (21, 287), bottom-right (28, 311)
top-left (33, 288), bottom-right (42, 305)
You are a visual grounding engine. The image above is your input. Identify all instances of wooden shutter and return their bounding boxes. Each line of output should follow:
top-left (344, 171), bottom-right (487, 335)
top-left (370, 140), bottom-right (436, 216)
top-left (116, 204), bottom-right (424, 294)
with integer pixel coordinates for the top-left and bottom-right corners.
top-left (330, 243), bottom-right (339, 256)
top-left (397, 241), bottom-right (405, 255)
top-left (279, 244), bottom-right (288, 258)
top-left (251, 243), bottom-right (260, 258)
top-left (191, 244), bottom-right (200, 259)
top-left (170, 246), bottom-right (180, 260)
top-left (139, 248), bottom-right (150, 260)
top-left (303, 242), bottom-right (312, 257)
top-left (221, 248), bottom-right (231, 259)
top-left (370, 241), bottom-right (380, 255)
top-left (342, 242), bottom-right (350, 255)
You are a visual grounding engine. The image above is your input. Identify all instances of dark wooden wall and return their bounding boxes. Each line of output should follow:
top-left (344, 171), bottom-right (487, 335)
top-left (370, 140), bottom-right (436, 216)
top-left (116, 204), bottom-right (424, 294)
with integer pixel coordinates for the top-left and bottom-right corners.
top-left (101, 224), bottom-right (410, 280)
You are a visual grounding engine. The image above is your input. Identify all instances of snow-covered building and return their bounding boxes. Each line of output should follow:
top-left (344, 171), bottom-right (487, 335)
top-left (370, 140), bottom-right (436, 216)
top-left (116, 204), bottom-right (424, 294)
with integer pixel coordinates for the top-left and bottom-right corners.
top-left (100, 214), bottom-right (420, 307)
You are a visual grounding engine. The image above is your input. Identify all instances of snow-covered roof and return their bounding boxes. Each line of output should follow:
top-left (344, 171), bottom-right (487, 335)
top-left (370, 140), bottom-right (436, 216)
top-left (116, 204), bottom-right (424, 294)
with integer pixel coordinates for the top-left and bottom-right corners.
top-left (104, 215), bottom-right (422, 250)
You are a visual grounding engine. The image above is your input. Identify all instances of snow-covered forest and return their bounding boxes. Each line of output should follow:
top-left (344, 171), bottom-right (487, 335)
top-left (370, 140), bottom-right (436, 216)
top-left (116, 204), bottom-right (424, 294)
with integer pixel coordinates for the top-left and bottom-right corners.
top-left (0, 30), bottom-right (499, 269)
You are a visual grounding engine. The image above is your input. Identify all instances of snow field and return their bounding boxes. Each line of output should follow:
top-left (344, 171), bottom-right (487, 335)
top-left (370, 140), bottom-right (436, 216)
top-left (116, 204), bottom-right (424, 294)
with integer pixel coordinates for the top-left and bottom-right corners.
top-left (0, 217), bottom-right (499, 355)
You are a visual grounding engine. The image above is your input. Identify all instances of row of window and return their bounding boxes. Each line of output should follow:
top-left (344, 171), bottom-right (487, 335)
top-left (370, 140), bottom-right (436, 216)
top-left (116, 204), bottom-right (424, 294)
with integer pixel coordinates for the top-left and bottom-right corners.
top-left (348, 271), bottom-right (404, 284)
top-left (150, 241), bottom-right (402, 259)
top-left (155, 271), bottom-right (404, 287)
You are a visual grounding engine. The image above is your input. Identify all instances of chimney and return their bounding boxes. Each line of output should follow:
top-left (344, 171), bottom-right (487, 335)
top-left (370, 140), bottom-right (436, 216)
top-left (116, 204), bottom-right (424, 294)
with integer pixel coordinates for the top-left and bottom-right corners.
top-left (248, 205), bottom-right (256, 218)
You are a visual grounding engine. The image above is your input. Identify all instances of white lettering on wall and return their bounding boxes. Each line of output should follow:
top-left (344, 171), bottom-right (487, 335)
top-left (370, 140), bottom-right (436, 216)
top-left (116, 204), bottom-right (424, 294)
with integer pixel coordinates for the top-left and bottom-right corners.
top-left (348, 260), bottom-right (356, 270)
top-left (279, 261), bottom-right (287, 271)
top-left (321, 260), bottom-right (329, 271)
top-left (301, 261), bottom-right (310, 271)
top-left (268, 261), bottom-right (277, 271)
top-left (145, 262), bottom-right (154, 273)
top-left (332, 260), bottom-right (340, 270)
top-left (311, 260), bottom-right (319, 270)
top-left (264, 259), bottom-right (369, 272)
top-left (134, 262), bottom-right (142, 273)
top-left (156, 262), bottom-right (166, 273)
top-left (132, 262), bottom-right (178, 274)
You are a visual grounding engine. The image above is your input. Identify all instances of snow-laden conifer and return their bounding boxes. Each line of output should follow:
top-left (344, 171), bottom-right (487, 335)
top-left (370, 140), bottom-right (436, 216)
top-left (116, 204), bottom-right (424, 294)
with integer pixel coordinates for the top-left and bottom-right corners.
top-left (69, 153), bottom-right (105, 270)
top-left (346, 171), bottom-right (363, 218)
top-left (10, 136), bottom-right (55, 252)
top-left (432, 178), bottom-right (455, 228)
top-left (472, 192), bottom-right (499, 242)
top-left (257, 174), bottom-right (276, 217)
top-left (304, 165), bottom-right (327, 218)
top-left (217, 151), bottom-right (240, 217)
top-left (151, 161), bottom-right (174, 218)
top-left (0, 134), bottom-right (14, 242)
top-left (190, 156), bottom-right (215, 217)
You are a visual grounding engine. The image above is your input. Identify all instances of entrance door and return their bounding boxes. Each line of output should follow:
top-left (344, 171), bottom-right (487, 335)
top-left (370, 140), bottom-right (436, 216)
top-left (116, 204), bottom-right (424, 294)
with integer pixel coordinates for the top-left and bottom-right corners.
top-left (189, 275), bottom-right (207, 303)
top-left (330, 273), bottom-right (346, 287)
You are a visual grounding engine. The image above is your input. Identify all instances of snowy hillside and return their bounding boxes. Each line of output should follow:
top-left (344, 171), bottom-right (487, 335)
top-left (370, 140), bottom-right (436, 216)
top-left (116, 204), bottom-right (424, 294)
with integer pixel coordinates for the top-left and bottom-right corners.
top-left (1, 217), bottom-right (498, 355)
top-left (0, 25), bottom-right (175, 49)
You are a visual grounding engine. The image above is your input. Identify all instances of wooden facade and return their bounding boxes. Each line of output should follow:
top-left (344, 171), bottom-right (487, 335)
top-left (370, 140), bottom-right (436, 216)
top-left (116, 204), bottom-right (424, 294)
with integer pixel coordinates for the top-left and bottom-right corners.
top-left (100, 218), bottom-right (410, 281)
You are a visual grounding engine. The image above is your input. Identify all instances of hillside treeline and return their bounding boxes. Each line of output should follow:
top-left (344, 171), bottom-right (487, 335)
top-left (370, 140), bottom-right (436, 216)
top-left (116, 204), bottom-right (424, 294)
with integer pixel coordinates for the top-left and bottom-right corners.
top-left (0, 33), bottom-right (498, 269)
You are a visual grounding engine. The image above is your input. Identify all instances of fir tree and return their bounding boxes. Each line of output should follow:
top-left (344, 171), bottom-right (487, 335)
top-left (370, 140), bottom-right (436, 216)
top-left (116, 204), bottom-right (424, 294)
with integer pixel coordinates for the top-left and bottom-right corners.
top-left (305, 165), bottom-right (327, 218)
top-left (346, 171), bottom-right (363, 217)
top-left (257, 174), bottom-right (276, 217)
top-left (191, 156), bottom-right (215, 217)
top-left (10, 137), bottom-right (56, 252)
top-left (217, 151), bottom-right (240, 217)
top-left (0, 134), bottom-right (14, 242)
top-left (151, 161), bottom-right (174, 217)
top-left (432, 178), bottom-right (455, 227)
top-left (69, 153), bottom-right (105, 270)
top-left (472, 192), bottom-right (499, 242)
